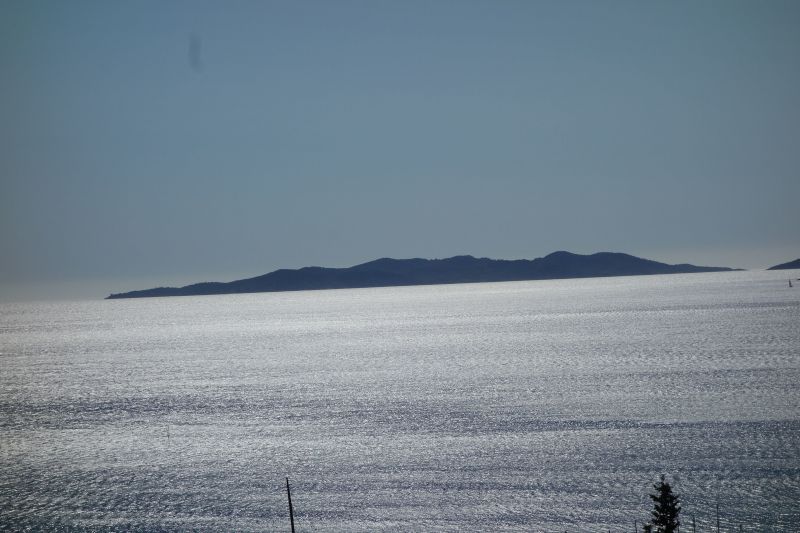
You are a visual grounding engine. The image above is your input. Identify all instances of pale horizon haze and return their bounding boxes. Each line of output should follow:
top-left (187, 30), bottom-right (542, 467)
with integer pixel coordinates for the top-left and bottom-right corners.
top-left (2, 0), bottom-right (798, 301)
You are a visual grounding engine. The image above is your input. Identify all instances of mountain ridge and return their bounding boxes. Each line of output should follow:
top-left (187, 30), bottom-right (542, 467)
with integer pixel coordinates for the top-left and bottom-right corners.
top-left (767, 258), bottom-right (800, 270)
top-left (106, 251), bottom-right (737, 299)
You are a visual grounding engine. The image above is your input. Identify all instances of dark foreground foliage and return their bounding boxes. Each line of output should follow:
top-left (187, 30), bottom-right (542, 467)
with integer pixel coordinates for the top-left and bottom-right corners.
top-left (642, 474), bottom-right (681, 533)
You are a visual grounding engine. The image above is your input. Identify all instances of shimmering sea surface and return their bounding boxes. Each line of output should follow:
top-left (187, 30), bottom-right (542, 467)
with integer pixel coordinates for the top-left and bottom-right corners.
top-left (1, 270), bottom-right (799, 532)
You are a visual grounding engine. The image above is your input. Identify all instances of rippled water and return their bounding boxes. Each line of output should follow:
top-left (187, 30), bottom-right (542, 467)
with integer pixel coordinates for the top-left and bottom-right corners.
top-left (2, 270), bottom-right (799, 531)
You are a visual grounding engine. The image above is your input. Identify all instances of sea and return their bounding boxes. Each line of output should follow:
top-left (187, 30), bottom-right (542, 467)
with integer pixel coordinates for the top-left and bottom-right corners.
top-left (1, 270), bottom-right (799, 532)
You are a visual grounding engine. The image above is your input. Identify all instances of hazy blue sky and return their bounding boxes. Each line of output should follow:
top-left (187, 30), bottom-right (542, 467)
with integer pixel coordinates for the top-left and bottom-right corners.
top-left (2, 0), bottom-right (798, 300)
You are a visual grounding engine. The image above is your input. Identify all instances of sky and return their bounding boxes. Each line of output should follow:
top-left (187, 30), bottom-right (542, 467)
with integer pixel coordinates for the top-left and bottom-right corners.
top-left (1, 0), bottom-right (799, 301)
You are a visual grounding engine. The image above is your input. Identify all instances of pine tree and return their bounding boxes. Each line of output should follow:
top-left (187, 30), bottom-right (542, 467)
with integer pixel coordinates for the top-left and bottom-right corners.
top-left (647, 474), bottom-right (681, 533)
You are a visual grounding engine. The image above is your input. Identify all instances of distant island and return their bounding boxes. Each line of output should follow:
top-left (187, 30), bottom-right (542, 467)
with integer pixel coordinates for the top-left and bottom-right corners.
top-left (106, 251), bottom-right (737, 299)
top-left (767, 258), bottom-right (800, 270)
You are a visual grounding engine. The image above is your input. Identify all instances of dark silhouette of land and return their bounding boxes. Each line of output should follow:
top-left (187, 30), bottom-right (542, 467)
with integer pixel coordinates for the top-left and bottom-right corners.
top-left (106, 251), bottom-right (737, 299)
top-left (767, 258), bottom-right (800, 270)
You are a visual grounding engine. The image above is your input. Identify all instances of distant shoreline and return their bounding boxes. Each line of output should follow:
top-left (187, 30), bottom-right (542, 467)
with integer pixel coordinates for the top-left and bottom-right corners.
top-left (767, 258), bottom-right (800, 270)
top-left (107, 251), bottom-right (738, 299)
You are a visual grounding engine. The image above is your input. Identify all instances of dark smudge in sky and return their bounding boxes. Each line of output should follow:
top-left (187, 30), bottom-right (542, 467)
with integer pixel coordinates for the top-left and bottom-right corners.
top-left (189, 33), bottom-right (202, 72)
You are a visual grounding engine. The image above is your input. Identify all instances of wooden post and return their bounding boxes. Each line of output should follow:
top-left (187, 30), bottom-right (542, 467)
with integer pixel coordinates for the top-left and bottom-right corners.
top-left (692, 514), bottom-right (696, 533)
top-left (716, 503), bottom-right (721, 533)
top-left (286, 477), bottom-right (296, 533)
